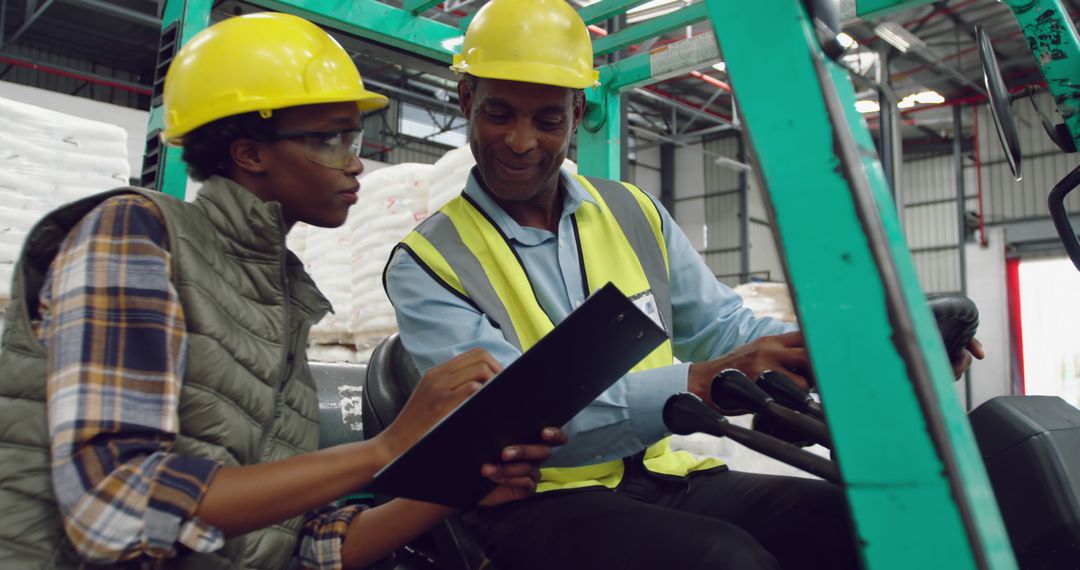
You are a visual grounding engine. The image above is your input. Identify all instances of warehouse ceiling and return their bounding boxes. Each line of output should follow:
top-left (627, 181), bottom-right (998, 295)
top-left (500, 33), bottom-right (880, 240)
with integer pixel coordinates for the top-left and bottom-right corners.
top-left (0, 0), bottom-right (1071, 157)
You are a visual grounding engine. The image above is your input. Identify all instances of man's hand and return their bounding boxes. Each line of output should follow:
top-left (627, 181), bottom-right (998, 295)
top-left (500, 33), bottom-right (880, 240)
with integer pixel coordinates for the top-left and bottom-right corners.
top-left (478, 427), bottom-right (568, 507)
top-left (688, 331), bottom-right (812, 405)
top-left (951, 338), bottom-right (985, 379)
top-left (376, 349), bottom-right (502, 464)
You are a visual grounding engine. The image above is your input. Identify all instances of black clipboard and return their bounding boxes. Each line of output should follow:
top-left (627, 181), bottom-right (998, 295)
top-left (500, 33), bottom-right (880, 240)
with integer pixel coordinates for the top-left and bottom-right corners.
top-left (365, 282), bottom-right (667, 508)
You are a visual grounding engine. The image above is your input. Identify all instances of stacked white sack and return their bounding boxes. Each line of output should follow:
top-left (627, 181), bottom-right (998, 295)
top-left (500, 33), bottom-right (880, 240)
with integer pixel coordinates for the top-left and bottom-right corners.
top-left (732, 282), bottom-right (796, 323)
top-left (347, 164), bottom-right (428, 346)
top-left (303, 163), bottom-right (431, 355)
top-left (0, 96), bottom-right (130, 305)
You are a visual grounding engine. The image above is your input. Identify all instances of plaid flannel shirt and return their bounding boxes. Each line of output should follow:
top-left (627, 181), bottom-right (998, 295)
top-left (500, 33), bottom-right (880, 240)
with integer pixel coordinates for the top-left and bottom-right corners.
top-left (37, 194), bottom-right (361, 568)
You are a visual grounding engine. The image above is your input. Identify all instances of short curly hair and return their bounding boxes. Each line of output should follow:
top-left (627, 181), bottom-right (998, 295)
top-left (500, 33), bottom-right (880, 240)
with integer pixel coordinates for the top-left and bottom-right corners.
top-left (180, 112), bottom-right (279, 181)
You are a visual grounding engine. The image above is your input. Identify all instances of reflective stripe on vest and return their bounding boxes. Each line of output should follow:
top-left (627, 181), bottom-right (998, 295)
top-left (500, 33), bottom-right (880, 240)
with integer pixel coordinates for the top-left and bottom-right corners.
top-left (392, 176), bottom-right (724, 491)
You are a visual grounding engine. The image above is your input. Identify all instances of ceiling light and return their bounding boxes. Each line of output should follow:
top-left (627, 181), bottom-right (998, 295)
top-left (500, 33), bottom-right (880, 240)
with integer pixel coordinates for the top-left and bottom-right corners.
top-left (842, 51), bottom-right (880, 76)
top-left (873, 21), bottom-right (926, 54)
top-left (912, 90), bottom-right (945, 104)
top-left (714, 156), bottom-right (752, 172)
top-left (627, 0), bottom-right (682, 13)
top-left (896, 90), bottom-right (944, 109)
top-left (837, 32), bottom-right (857, 49)
top-left (855, 100), bottom-right (880, 114)
top-left (627, 0), bottom-right (686, 24)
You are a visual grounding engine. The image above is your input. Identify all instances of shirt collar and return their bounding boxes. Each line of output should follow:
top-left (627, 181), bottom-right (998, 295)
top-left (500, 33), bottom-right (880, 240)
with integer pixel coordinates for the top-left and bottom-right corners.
top-left (462, 166), bottom-right (597, 244)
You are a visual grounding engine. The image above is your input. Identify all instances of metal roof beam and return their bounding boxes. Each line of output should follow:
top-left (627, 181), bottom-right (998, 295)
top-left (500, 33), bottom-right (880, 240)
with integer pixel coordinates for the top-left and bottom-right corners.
top-left (402, 0), bottom-right (442, 15)
top-left (598, 31), bottom-right (720, 92)
top-left (592, 2), bottom-right (708, 57)
top-left (633, 86), bottom-right (733, 129)
top-left (250, 0), bottom-right (462, 64)
top-left (1, 0), bottom-right (57, 51)
top-left (578, 0), bottom-right (652, 25)
top-left (61, 0), bottom-right (160, 27)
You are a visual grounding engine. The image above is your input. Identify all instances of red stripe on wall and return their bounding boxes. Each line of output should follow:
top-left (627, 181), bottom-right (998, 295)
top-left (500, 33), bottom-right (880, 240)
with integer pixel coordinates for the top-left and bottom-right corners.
top-left (1005, 257), bottom-right (1025, 395)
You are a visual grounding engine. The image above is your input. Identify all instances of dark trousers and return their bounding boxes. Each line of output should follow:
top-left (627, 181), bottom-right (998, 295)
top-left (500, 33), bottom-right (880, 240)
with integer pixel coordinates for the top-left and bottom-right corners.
top-left (463, 464), bottom-right (859, 570)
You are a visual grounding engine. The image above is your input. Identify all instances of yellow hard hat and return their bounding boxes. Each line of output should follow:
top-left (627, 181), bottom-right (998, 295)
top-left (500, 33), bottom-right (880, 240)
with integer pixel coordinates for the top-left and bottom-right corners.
top-left (451, 0), bottom-right (599, 89)
top-left (161, 12), bottom-right (388, 144)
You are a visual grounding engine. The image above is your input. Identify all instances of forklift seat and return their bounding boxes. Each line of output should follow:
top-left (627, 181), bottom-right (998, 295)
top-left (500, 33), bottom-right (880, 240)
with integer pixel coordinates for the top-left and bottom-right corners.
top-left (363, 334), bottom-right (494, 570)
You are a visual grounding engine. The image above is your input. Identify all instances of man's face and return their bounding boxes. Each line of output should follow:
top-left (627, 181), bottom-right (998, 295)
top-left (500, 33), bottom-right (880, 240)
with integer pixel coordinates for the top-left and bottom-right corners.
top-left (459, 77), bottom-right (584, 204)
top-left (257, 102), bottom-right (364, 228)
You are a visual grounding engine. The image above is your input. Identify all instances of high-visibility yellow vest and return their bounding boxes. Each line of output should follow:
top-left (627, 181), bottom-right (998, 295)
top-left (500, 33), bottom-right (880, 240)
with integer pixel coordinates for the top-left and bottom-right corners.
top-left (392, 175), bottom-right (724, 492)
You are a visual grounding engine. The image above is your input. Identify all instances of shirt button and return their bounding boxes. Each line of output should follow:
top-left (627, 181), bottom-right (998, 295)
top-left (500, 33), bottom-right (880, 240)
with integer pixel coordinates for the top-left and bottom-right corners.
top-left (558, 239), bottom-right (565, 247)
top-left (575, 300), bottom-right (583, 308)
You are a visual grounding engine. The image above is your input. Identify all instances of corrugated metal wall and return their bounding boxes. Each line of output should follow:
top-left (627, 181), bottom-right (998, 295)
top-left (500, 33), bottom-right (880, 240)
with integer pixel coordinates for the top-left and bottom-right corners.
top-left (702, 136), bottom-right (744, 287)
top-left (974, 91), bottom-right (1080, 222)
top-left (900, 91), bottom-right (1080, 294)
top-left (900, 152), bottom-right (971, 294)
top-left (667, 93), bottom-right (1078, 294)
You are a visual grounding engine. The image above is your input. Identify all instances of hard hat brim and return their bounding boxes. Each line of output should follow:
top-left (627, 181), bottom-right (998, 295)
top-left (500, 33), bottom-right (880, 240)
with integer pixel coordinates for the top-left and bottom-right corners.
top-left (163, 88), bottom-right (389, 145)
top-left (452, 60), bottom-right (600, 90)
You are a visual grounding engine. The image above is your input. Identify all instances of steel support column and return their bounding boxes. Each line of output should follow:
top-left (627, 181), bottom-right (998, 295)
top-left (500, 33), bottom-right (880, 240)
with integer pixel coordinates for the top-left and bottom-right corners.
top-left (737, 132), bottom-right (749, 282)
top-left (878, 47), bottom-right (901, 201)
top-left (954, 104), bottom-right (972, 409)
top-left (659, 142), bottom-right (675, 213)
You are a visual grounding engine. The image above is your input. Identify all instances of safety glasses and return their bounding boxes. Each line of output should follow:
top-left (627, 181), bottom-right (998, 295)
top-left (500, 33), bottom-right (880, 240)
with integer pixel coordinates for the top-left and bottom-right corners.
top-left (271, 127), bottom-right (364, 169)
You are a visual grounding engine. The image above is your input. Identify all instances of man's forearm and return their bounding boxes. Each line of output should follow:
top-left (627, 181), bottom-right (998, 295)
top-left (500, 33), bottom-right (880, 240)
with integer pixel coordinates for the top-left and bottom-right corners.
top-left (340, 499), bottom-right (457, 569)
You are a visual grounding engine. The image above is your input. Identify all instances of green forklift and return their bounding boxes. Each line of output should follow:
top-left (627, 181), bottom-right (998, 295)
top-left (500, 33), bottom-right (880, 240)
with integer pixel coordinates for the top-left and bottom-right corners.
top-left (147, 1), bottom-right (1080, 568)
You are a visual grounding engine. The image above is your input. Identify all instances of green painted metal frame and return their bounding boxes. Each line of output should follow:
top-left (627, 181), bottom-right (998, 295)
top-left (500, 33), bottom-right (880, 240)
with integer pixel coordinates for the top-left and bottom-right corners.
top-left (592, 2), bottom-right (708, 56)
top-left (403, 0), bottom-right (443, 15)
top-left (582, 32), bottom-right (723, 178)
top-left (1002, 0), bottom-right (1080, 151)
top-left (149, 0), bottom-right (213, 199)
top-left (249, 0), bottom-right (461, 63)
top-left (576, 0), bottom-right (1080, 559)
top-left (579, 0), bottom-right (653, 25)
top-left (850, 0), bottom-right (935, 19)
top-left (707, 1), bottom-right (1015, 566)
top-left (580, 74), bottom-right (622, 179)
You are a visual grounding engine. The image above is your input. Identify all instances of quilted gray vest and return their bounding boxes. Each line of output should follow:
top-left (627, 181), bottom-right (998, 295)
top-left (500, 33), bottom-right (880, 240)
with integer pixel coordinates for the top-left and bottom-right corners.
top-left (0, 177), bottom-right (331, 569)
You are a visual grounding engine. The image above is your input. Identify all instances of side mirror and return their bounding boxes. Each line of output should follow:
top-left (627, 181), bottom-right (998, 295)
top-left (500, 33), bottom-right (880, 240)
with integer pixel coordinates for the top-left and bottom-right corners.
top-left (976, 25), bottom-right (1022, 181)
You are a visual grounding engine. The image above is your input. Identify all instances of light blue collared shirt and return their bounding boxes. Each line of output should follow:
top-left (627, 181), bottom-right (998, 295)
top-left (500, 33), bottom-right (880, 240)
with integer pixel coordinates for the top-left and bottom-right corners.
top-left (385, 169), bottom-right (794, 467)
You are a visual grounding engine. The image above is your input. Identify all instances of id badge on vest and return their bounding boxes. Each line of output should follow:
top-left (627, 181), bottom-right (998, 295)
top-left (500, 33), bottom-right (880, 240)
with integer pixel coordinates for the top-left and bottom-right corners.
top-left (629, 290), bottom-right (667, 335)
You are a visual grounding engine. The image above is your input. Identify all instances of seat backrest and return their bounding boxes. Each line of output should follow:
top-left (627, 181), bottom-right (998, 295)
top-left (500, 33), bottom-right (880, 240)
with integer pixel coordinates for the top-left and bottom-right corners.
top-left (363, 334), bottom-right (422, 440)
top-left (969, 396), bottom-right (1080, 569)
top-left (362, 334), bottom-right (493, 570)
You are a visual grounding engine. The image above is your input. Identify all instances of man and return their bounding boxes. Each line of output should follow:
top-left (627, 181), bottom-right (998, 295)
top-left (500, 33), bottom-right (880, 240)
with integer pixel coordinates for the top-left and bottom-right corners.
top-left (384, 1), bottom-right (981, 568)
top-left (0, 13), bottom-right (563, 569)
